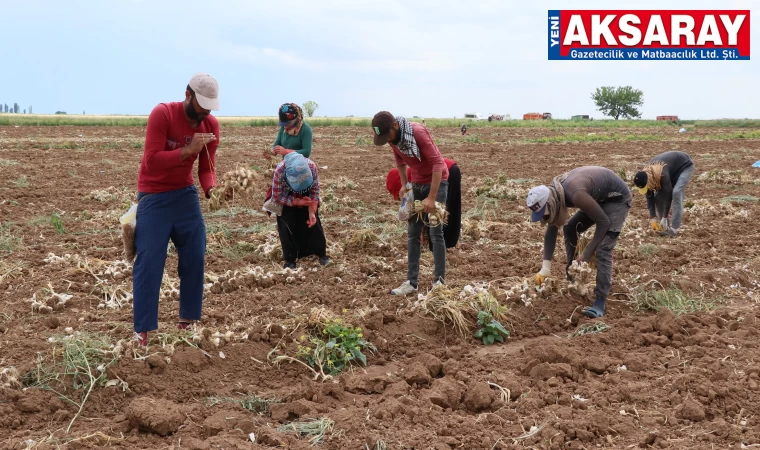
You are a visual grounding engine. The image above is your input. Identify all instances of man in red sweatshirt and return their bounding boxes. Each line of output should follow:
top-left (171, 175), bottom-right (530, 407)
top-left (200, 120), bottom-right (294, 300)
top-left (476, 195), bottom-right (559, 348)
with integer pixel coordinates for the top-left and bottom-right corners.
top-left (132, 72), bottom-right (223, 346)
top-left (372, 111), bottom-right (449, 295)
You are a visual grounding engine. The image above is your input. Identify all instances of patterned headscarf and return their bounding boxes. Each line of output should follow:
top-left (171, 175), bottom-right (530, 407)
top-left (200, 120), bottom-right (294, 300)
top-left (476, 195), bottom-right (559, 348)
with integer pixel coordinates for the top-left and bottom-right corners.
top-left (394, 116), bottom-right (420, 160)
top-left (643, 162), bottom-right (667, 191)
top-left (279, 103), bottom-right (304, 136)
top-left (283, 152), bottom-right (313, 194)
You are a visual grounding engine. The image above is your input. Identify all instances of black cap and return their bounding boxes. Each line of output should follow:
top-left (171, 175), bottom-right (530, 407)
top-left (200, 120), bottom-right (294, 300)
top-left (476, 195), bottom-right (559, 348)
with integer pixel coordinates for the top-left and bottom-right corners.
top-left (633, 171), bottom-right (648, 188)
top-left (372, 111), bottom-right (394, 146)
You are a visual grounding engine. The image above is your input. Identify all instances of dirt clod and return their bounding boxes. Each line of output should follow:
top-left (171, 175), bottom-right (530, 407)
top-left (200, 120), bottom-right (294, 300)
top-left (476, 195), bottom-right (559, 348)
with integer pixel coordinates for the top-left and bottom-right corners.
top-left (126, 397), bottom-right (185, 436)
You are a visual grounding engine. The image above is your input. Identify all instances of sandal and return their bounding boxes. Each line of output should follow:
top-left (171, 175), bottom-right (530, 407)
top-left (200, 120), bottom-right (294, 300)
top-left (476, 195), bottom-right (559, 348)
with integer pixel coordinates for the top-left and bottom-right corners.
top-left (582, 306), bottom-right (604, 319)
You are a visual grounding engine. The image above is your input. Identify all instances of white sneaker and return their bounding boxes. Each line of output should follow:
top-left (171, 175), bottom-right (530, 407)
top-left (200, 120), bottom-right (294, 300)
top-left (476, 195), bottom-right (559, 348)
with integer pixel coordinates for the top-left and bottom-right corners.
top-left (432, 279), bottom-right (445, 289)
top-left (391, 281), bottom-right (417, 295)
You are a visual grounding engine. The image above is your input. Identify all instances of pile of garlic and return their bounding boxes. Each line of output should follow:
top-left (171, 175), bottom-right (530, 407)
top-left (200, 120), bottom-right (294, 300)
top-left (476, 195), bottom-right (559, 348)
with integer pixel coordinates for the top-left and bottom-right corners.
top-left (209, 167), bottom-right (258, 211)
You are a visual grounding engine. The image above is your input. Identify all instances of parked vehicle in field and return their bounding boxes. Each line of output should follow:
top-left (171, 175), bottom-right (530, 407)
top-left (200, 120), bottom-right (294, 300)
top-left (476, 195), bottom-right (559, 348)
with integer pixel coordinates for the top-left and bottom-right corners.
top-left (571, 115), bottom-right (591, 120)
top-left (523, 112), bottom-right (552, 120)
top-left (488, 113), bottom-right (511, 121)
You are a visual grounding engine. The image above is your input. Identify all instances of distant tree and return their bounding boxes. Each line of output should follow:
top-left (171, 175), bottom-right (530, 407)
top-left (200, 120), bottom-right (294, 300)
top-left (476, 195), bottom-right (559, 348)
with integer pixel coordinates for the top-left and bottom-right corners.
top-left (23, 109), bottom-right (26, 114)
top-left (29, 106), bottom-right (32, 114)
top-left (13, 103), bottom-right (19, 113)
top-left (591, 86), bottom-right (643, 120)
top-left (4, 104), bottom-right (7, 113)
top-left (55, 111), bottom-right (67, 115)
top-left (302, 101), bottom-right (319, 117)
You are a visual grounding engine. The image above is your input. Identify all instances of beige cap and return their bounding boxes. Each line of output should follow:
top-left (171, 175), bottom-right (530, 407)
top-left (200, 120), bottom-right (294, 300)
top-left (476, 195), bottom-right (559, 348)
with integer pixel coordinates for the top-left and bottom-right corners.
top-left (188, 73), bottom-right (219, 111)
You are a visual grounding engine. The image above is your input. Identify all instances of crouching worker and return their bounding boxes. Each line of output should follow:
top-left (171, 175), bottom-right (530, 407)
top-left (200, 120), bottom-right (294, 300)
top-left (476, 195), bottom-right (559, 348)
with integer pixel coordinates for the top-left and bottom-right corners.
top-left (632, 150), bottom-right (695, 237)
top-left (267, 152), bottom-right (331, 269)
top-left (526, 166), bottom-right (632, 319)
top-left (385, 157), bottom-right (461, 250)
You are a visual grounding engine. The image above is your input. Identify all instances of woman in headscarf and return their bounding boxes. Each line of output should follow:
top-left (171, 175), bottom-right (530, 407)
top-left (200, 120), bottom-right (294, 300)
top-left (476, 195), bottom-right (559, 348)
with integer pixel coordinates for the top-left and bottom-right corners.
top-left (267, 103), bottom-right (313, 159)
top-left (263, 102), bottom-right (315, 224)
top-left (270, 152), bottom-right (331, 269)
top-left (526, 166), bottom-right (632, 318)
top-left (386, 158), bottom-right (461, 250)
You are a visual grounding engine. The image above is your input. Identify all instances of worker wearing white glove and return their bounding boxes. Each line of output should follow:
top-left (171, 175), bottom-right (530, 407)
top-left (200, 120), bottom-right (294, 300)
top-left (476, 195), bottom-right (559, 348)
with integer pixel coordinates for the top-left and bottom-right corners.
top-left (535, 260), bottom-right (552, 285)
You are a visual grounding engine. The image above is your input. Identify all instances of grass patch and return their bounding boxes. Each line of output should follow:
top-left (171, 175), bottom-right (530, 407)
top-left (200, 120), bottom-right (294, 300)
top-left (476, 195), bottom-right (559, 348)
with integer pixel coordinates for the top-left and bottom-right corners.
top-left (206, 394), bottom-right (282, 415)
top-left (22, 331), bottom-right (120, 432)
top-left (573, 322), bottom-right (610, 336)
top-left (277, 417), bottom-right (334, 445)
top-left (0, 222), bottom-right (23, 252)
top-left (51, 213), bottom-right (65, 234)
top-left (639, 243), bottom-right (658, 256)
top-left (0, 159), bottom-right (18, 166)
top-left (12, 175), bottom-right (29, 188)
top-left (630, 285), bottom-right (719, 316)
top-left (721, 195), bottom-right (760, 203)
top-left (28, 216), bottom-right (49, 227)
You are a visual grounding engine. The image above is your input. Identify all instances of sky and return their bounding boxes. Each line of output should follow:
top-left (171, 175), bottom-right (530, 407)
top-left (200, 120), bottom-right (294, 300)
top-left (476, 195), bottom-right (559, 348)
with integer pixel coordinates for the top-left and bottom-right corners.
top-left (1, 0), bottom-right (758, 120)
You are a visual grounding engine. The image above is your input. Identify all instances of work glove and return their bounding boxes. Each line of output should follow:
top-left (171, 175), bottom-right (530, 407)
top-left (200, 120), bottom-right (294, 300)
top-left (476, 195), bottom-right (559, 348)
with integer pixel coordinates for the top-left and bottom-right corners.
top-left (660, 217), bottom-right (670, 231)
top-left (535, 260), bottom-right (551, 285)
top-left (650, 218), bottom-right (664, 232)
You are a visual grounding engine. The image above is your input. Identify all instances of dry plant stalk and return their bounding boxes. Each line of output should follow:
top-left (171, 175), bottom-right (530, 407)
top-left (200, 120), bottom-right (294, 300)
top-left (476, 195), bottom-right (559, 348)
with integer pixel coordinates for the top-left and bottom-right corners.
top-left (347, 228), bottom-right (380, 248)
top-left (414, 285), bottom-right (471, 338)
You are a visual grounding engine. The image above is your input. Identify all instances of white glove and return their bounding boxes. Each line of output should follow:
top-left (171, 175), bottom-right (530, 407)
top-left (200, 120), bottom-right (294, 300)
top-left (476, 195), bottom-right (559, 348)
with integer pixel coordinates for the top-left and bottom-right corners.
top-left (535, 260), bottom-right (551, 285)
top-left (660, 217), bottom-right (670, 231)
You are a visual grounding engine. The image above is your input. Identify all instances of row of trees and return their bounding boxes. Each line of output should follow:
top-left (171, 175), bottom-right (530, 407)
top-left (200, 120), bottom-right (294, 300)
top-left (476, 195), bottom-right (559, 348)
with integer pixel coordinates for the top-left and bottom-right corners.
top-left (0, 93), bottom-right (644, 120)
top-left (0, 104), bottom-right (33, 114)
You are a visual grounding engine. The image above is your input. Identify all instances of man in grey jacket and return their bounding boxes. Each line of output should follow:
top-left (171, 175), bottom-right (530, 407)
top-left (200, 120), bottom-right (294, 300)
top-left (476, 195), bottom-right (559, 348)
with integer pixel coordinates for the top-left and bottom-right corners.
top-left (633, 151), bottom-right (695, 237)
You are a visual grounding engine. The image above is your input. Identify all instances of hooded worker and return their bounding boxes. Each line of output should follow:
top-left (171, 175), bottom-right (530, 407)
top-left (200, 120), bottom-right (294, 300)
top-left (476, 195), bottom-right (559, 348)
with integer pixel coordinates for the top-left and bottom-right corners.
top-left (526, 166), bottom-right (632, 319)
top-left (632, 151), bottom-right (695, 237)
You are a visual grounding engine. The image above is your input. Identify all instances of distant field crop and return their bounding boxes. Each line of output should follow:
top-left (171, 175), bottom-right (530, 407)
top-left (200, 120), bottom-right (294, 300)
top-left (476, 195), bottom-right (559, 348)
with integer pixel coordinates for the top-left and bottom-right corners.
top-left (0, 114), bottom-right (759, 129)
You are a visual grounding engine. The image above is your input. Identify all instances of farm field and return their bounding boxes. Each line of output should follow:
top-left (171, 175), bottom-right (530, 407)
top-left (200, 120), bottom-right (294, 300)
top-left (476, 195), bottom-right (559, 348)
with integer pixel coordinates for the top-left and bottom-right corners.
top-left (1, 122), bottom-right (760, 449)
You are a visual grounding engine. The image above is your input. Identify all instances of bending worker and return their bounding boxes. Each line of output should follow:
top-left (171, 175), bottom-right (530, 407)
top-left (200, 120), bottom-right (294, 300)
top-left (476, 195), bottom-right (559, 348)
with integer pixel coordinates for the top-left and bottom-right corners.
top-left (526, 166), bottom-right (632, 319)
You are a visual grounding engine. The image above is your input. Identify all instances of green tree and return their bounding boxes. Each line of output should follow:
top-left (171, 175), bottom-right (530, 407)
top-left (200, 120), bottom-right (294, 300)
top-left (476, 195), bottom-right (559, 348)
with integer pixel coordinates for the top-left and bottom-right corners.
top-left (302, 100), bottom-right (319, 117)
top-left (13, 103), bottom-right (19, 113)
top-left (591, 86), bottom-right (644, 120)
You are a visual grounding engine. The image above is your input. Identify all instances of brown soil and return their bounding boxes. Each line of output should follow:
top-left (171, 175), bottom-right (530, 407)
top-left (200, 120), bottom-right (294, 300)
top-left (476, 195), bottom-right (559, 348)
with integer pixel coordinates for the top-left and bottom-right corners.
top-left (1, 124), bottom-right (760, 449)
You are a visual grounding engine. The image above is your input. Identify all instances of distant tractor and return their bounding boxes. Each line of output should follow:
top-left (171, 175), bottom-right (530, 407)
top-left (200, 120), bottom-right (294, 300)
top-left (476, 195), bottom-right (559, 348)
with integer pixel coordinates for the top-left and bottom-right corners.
top-left (571, 115), bottom-right (590, 120)
top-left (542, 112), bottom-right (552, 120)
top-left (488, 113), bottom-right (511, 122)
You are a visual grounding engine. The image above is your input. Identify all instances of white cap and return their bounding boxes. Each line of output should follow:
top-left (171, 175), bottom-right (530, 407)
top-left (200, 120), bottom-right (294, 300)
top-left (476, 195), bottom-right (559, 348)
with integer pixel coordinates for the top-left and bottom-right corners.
top-left (188, 73), bottom-right (219, 111)
top-left (526, 185), bottom-right (550, 222)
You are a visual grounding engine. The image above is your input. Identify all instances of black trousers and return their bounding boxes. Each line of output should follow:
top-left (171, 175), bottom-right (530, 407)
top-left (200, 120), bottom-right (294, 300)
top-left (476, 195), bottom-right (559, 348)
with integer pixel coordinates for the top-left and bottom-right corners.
top-left (276, 205), bottom-right (327, 263)
top-left (425, 163), bottom-right (461, 251)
